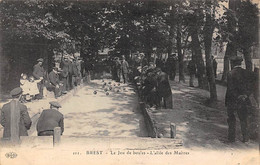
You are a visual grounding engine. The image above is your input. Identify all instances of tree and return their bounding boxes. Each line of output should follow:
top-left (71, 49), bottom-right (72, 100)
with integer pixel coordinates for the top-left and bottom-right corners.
top-left (237, 0), bottom-right (259, 71)
top-left (203, 0), bottom-right (217, 101)
top-left (221, 0), bottom-right (240, 81)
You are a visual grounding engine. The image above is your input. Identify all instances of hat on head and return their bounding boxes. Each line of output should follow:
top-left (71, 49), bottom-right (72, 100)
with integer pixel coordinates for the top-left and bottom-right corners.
top-left (37, 58), bottom-right (43, 62)
top-left (10, 87), bottom-right (23, 97)
top-left (49, 101), bottom-right (62, 108)
top-left (230, 56), bottom-right (243, 62)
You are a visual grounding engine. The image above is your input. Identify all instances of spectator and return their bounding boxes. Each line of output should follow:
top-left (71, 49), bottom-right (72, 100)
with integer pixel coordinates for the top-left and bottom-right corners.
top-left (115, 57), bottom-right (121, 82)
top-left (20, 73), bottom-right (30, 102)
top-left (36, 101), bottom-right (64, 136)
top-left (156, 67), bottom-right (173, 109)
top-left (48, 67), bottom-right (62, 98)
top-left (33, 58), bottom-right (45, 99)
top-left (28, 76), bottom-right (41, 100)
top-left (165, 54), bottom-right (177, 81)
top-left (121, 56), bottom-right (129, 83)
top-left (60, 55), bottom-right (70, 92)
top-left (1, 87), bottom-right (32, 140)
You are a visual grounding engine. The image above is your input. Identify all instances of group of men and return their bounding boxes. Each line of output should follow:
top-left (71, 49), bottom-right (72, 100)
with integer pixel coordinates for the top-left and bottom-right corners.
top-left (33, 55), bottom-right (83, 99)
top-left (136, 62), bottom-right (173, 109)
top-left (111, 56), bottom-right (129, 83)
top-left (0, 53), bottom-right (258, 144)
top-left (155, 54), bottom-right (178, 81)
top-left (1, 87), bottom-right (64, 140)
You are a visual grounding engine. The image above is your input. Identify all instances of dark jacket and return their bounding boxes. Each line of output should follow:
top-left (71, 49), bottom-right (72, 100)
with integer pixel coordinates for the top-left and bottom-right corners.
top-left (33, 63), bottom-right (45, 80)
top-left (1, 100), bottom-right (32, 138)
top-left (225, 67), bottom-right (254, 106)
top-left (157, 71), bottom-right (172, 97)
top-left (36, 109), bottom-right (64, 135)
top-left (187, 60), bottom-right (196, 75)
top-left (61, 60), bottom-right (69, 78)
top-left (121, 60), bottom-right (129, 74)
top-left (48, 71), bottom-right (60, 86)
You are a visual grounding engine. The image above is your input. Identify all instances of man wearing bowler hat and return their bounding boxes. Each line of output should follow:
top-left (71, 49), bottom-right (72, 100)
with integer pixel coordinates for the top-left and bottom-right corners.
top-left (225, 56), bottom-right (255, 142)
top-left (1, 87), bottom-right (32, 140)
top-left (33, 58), bottom-right (45, 99)
top-left (36, 101), bottom-right (64, 136)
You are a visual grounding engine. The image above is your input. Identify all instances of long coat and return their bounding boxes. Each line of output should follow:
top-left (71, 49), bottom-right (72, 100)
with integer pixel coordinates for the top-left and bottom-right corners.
top-left (33, 63), bottom-right (45, 80)
top-left (36, 109), bottom-right (64, 135)
top-left (225, 67), bottom-right (254, 107)
top-left (1, 100), bottom-right (32, 138)
top-left (157, 71), bottom-right (172, 97)
top-left (48, 71), bottom-right (60, 86)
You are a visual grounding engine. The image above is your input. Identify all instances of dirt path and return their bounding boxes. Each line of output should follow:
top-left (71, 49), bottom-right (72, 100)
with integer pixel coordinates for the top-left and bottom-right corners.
top-left (62, 79), bottom-right (148, 137)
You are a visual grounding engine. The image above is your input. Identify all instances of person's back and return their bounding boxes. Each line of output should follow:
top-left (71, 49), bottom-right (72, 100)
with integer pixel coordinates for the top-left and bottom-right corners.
top-left (36, 109), bottom-right (64, 135)
top-left (225, 67), bottom-right (251, 106)
top-left (1, 100), bottom-right (32, 138)
top-left (157, 71), bottom-right (172, 97)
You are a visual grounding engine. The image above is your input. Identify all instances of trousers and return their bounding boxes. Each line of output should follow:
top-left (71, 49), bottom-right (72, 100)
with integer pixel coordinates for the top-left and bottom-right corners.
top-left (227, 104), bottom-right (248, 142)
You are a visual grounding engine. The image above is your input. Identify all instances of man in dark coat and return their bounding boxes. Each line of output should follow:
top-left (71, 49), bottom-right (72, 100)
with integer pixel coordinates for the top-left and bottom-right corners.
top-left (115, 57), bottom-right (121, 82)
top-left (1, 87), bottom-right (32, 140)
top-left (121, 56), bottom-right (129, 83)
top-left (156, 68), bottom-right (173, 109)
top-left (165, 54), bottom-right (177, 81)
top-left (33, 58), bottom-right (45, 99)
top-left (48, 67), bottom-right (62, 98)
top-left (36, 101), bottom-right (64, 136)
top-left (225, 56), bottom-right (254, 142)
top-left (60, 55), bottom-right (70, 92)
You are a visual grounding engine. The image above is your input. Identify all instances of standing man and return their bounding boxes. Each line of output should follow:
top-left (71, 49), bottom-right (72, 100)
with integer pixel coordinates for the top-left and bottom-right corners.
top-left (60, 55), bottom-right (70, 92)
top-left (48, 67), bottom-right (62, 98)
top-left (68, 56), bottom-right (74, 90)
top-left (1, 87), bottom-right (32, 140)
top-left (33, 58), bottom-right (45, 99)
top-left (187, 59), bottom-right (196, 87)
top-left (36, 101), bottom-right (64, 136)
top-left (212, 56), bottom-right (218, 78)
top-left (115, 57), bottom-right (121, 82)
top-left (156, 68), bottom-right (173, 109)
top-left (225, 56), bottom-right (254, 143)
top-left (121, 56), bottom-right (129, 84)
top-left (165, 54), bottom-right (177, 81)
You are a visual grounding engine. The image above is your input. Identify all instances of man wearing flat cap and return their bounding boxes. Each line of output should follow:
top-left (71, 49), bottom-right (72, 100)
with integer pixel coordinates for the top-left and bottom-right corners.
top-left (1, 87), bottom-right (32, 140)
top-left (225, 56), bottom-right (255, 142)
top-left (33, 58), bottom-right (45, 99)
top-left (36, 101), bottom-right (64, 136)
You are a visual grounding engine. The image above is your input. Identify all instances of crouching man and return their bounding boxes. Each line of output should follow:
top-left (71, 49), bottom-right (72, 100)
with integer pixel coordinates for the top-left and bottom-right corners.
top-left (36, 101), bottom-right (64, 136)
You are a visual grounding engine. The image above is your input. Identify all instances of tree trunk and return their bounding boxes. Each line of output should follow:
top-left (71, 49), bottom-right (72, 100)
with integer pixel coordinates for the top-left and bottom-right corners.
top-left (243, 47), bottom-right (253, 71)
top-left (204, 1), bottom-right (217, 101)
top-left (222, 0), bottom-right (241, 81)
top-left (176, 23), bottom-right (185, 82)
top-left (167, 25), bottom-right (174, 57)
top-left (191, 28), bottom-right (208, 89)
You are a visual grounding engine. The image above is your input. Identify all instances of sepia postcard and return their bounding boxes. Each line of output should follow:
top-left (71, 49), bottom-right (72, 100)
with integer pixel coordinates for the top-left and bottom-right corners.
top-left (0, 0), bottom-right (259, 164)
